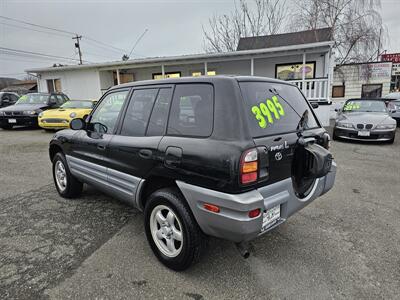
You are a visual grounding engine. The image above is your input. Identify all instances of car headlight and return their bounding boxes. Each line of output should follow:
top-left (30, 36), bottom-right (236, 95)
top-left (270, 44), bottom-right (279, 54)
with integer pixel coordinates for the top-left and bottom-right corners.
top-left (376, 124), bottom-right (396, 129)
top-left (24, 110), bottom-right (37, 115)
top-left (337, 122), bottom-right (354, 128)
top-left (69, 112), bottom-right (77, 118)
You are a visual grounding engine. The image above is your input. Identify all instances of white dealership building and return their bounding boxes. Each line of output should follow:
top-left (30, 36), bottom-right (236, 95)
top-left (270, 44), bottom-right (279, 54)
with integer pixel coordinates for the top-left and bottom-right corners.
top-left (27, 28), bottom-right (334, 125)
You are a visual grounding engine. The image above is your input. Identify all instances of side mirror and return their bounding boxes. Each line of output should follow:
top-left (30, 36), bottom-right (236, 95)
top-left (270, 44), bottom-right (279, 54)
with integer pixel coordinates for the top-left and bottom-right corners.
top-left (311, 102), bottom-right (319, 109)
top-left (70, 118), bottom-right (86, 130)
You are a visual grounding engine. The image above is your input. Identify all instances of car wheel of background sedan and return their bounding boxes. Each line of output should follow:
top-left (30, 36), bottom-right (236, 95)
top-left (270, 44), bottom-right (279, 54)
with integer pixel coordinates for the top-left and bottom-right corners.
top-left (1, 125), bottom-right (13, 130)
top-left (332, 129), bottom-right (339, 140)
top-left (144, 187), bottom-right (207, 271)
top-left (52, 152), bottom-right (83, 198)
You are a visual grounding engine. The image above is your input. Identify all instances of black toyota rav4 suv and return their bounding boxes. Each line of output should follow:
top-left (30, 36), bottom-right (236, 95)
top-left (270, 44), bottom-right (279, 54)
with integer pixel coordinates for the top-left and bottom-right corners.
top-left (49, 76), bottom-right (336, 270)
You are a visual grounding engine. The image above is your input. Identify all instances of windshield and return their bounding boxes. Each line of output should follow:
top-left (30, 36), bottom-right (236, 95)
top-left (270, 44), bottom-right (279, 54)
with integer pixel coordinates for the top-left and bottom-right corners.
top-left (343, 100), bottom-right (387, 113)
top-left (16, 94), bottom-right (49, 105)
top-left (239, 81), bottom-right (319, 137)
top-left (61, 100), bottom-right (94, 109)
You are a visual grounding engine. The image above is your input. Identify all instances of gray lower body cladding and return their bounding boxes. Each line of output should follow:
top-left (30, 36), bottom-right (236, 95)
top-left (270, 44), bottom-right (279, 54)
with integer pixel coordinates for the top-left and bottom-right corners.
top-left (66, 155), bottom-right (143, 206)
top-left (176, 161), bottom-right (337, 243)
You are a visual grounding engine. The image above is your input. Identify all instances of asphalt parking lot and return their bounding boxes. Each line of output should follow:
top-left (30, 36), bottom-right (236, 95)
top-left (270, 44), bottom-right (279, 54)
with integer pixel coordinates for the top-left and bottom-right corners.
top-left (1, 127), bottom-right (399, 299)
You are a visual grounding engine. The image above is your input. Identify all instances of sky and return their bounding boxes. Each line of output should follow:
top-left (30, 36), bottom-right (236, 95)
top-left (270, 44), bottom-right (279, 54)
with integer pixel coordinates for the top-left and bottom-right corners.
top-left (0, 0), bottom-right (400, 79)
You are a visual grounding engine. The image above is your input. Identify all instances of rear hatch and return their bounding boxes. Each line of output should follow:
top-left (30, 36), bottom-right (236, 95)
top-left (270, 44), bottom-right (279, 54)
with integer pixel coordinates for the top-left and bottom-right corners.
top-left (238, 80), bottom-right (321, 187)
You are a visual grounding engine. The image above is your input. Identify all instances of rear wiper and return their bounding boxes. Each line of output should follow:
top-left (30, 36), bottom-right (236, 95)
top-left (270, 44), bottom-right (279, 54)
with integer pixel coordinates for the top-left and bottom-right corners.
top-left (296, 110), bottom-right (309, 134)
top-left (269, 88), bottom-right (308, 136)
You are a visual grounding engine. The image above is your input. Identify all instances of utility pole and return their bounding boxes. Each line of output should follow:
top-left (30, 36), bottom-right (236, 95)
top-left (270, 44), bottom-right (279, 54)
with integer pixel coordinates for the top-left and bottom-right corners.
top-left (72, 34), bottom-right (83, 64)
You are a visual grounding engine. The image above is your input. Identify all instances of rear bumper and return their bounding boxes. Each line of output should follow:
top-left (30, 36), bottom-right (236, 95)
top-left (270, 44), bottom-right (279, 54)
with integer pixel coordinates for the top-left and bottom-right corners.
top-left (176, 161), bottom-right (337, 243)
top-left (334, 127), bottom-right (395, 141)
top-left (0, 116), bottom-right (38, 127)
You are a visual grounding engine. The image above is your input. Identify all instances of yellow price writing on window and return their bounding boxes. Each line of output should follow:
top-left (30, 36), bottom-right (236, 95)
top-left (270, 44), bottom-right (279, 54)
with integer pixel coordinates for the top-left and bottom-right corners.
top-left (251, 95), bottom-right (285, 128)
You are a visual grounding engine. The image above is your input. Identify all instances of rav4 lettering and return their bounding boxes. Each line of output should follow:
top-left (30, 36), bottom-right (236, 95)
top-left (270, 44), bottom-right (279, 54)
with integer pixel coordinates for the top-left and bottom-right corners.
top-left (251, 95), bottom-right (285, 128)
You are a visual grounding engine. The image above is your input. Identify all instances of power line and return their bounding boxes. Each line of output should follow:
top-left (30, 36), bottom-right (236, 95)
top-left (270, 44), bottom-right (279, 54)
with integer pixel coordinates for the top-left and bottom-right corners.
top-left (0, 15), bottom-right (77, 35)
top-left (83, 36), bottom-right (128, 54)
top-left (0, 22), bottom-right (72, 38)
top-left (0, 47), bottom-right (83, 62)
top-left (0, 15), bottom-right (129, 57)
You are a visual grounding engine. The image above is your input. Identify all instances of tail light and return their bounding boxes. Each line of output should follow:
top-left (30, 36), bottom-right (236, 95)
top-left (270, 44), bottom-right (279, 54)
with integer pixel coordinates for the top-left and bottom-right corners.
top-left (240, 148), bottom-right (258, 184)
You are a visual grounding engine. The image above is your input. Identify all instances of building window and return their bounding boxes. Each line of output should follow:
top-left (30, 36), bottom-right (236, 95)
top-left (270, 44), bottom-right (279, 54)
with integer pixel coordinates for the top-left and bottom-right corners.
top-left (152, 72), bottom-right (181, 80)
top-left (275, 62), bottom-right (316, 80)
top-left (46, 79), bottom-right (61, 93)
top-left (332, 85), bottom-right (345, 98)
top-left (192, 71), bottom-right (216, 77)
top-left (361, 84), bottom-right (382, 98)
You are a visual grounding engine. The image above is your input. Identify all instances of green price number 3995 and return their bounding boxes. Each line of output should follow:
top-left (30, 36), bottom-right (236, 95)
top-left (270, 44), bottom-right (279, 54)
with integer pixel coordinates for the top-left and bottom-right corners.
top-left (251, 95), bottom-right (285, 128)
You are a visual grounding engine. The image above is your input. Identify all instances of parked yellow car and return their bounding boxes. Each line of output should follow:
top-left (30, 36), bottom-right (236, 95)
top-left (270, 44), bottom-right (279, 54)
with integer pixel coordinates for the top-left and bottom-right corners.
top-left (38, 99), bottom-right (97, 130)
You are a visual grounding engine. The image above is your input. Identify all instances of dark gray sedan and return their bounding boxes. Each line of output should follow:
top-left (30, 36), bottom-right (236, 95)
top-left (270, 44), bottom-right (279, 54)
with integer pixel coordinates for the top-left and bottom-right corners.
top-left (333, 99), bottom-right (396, 143)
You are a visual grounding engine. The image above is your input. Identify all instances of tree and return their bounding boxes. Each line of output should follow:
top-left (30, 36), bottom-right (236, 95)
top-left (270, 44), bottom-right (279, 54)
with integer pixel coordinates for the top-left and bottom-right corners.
top-left (202, 0), bottom-right (288, 53)
top-left (289, 0), bottom-right (384, 65)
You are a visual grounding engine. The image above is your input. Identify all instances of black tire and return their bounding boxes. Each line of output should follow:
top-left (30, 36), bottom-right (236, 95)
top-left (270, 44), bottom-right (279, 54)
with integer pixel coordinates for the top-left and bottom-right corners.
top-left (52, 152), bottom-right (83, 198)
top-left (332, 129), bottom-right (338, 140)
top-left (144, 187), bottom-right (207, 271)
top-left (1, 124), bottom-right (13, 130)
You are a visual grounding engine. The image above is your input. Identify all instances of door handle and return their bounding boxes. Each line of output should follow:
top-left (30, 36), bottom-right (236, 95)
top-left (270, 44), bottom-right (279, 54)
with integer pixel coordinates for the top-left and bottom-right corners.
top-left (97, 145), bottom-right (106, 151)
top-left (139, 149), bottom-right (152, 159)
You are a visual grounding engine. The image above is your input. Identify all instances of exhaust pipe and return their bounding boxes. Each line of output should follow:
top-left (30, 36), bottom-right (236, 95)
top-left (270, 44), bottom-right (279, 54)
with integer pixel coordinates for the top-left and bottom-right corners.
top-left (235, 242), bottom-right (250, 259)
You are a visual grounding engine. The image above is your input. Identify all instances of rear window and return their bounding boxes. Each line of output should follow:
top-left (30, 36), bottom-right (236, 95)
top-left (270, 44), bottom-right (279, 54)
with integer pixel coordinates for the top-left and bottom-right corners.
top-left (239, 81), bottom-right (319, 137)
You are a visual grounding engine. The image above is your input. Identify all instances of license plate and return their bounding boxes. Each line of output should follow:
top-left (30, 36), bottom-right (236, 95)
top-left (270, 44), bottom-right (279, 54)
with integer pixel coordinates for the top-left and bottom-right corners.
top-left (8, 119), bottom-right (16, 124)
top-left (261, 205), bottom-right (280, 232)
top-left (358, 131), bottom-right (370, 136)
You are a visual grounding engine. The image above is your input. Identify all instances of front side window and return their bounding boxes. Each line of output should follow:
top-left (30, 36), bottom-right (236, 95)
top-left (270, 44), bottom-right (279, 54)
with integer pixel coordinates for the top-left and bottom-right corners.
top-left (120, 89), bottom-right (158, 136)
top-left (167, 84), bottom-right (214, 137)
top-left (90, 90), bottom-right (129, 134)
top-left (239, 81), bottom-right (319, 137)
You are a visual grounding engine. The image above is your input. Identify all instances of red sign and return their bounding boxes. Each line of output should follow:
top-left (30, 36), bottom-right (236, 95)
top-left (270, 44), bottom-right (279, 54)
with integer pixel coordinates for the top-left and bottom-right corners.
top-left (381, 53), bottom-right (400, 63)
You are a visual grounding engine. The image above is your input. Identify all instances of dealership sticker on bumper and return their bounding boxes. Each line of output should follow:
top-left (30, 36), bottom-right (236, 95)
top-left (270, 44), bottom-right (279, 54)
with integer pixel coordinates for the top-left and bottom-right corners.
top-left (358, 131), bottom-right (370, 137)
top-left (8, 119), bottom-right (16, 124)
top-left (261, 205), bottom-right (280, 232)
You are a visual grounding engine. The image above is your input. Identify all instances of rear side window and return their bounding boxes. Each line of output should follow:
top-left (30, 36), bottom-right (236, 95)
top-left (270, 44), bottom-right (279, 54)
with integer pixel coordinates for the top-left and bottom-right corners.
top-left (120, 88), bottom-right (158, 136)
top-left (167, 84), bottom-right (213, 137)
top-left (239, 81), bottom-right (319, 137)
top-left (146, 88), bottom-right (172, 136)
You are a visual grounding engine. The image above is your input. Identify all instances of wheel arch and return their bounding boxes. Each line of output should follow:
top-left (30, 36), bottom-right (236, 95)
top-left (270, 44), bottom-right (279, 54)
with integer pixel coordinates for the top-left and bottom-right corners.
top-left (49, 143), bottom-right (63, 161)
top-left (137, 176), bottom-right (181, 211)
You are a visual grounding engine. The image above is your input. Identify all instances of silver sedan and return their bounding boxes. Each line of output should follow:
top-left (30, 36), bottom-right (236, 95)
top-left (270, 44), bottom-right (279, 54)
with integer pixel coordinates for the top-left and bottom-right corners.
top-left (333, 99), bottom-right (396, 143)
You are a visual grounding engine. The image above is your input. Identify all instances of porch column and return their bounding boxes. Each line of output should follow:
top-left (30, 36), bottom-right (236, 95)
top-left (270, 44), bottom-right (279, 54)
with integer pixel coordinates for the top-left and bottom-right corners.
top-left (161, 64), bottom-right (165, 78)
top-left (302, 52), bottom-right (306, 94)
top-left (250, 58), bottom-right (254, 76)
top-left (204, 62), bottom-right (208, 75)
top-left (116, 69), bottom-right (121, 85)
top-left (326, 49), bottom-right (332, 101)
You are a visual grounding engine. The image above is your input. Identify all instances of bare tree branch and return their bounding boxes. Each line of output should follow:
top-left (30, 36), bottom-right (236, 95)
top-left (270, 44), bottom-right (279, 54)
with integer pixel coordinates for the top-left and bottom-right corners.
top-left (202, 0), bottom-right (287, 53)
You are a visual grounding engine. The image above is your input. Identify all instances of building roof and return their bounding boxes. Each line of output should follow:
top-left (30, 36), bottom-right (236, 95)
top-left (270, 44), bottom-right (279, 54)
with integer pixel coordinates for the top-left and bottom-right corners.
top-left (26, 40), bottom-right (333, 74)
top-left (237, 28), bottom-right (333, 51)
